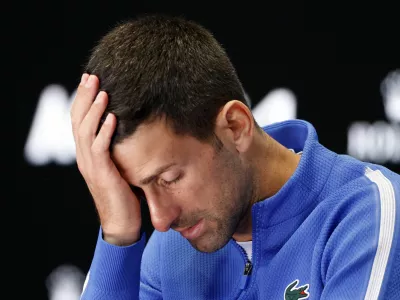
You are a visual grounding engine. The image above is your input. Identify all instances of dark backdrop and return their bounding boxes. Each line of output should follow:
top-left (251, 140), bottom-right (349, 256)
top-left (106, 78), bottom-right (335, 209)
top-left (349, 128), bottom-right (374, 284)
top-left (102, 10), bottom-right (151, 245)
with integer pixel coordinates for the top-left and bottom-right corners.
top-left (18, 2), bottom-right (399, 299)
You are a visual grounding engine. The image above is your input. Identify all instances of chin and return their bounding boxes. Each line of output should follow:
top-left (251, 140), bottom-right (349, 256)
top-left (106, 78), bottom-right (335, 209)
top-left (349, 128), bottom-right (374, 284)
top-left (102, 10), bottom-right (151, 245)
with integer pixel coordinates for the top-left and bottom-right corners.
top-left (189, 232), bottom-right (231, 253)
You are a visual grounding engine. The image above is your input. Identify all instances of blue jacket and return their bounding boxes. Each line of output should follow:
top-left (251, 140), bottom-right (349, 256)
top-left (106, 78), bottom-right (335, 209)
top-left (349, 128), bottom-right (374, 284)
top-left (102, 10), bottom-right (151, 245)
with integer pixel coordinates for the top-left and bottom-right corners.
top-left (81, 120), bottom-right (400, 299)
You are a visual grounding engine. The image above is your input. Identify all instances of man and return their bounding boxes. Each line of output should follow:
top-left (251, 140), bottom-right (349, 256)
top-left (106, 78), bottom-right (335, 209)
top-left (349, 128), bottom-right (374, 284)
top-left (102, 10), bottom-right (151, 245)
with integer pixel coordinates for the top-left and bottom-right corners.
top-left (71, 15), bottom-right (400, 299)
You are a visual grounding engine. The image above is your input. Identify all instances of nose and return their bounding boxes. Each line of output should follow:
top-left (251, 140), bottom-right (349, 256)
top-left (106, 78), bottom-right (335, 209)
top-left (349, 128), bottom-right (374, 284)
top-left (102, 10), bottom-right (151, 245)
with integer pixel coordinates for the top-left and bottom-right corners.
top-left (145, 191), bottom-right (181, 232)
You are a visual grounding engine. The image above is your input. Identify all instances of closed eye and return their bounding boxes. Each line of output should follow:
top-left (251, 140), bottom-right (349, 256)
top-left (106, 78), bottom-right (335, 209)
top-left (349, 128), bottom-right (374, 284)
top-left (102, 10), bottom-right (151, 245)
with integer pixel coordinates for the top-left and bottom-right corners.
top-left (160, 174), bottom-right (182, 186)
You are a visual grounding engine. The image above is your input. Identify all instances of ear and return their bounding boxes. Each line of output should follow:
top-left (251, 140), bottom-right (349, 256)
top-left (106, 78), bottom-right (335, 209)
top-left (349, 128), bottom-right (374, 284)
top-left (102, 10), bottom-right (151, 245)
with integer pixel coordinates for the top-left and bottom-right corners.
top-left (215, 100), bottom-right (254, 153)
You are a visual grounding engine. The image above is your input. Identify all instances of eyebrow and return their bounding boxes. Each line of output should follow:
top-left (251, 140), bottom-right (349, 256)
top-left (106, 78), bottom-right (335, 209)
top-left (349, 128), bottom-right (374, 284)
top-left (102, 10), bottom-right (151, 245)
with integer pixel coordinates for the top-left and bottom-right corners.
top-left (139, 162), bottom-right (177, 185)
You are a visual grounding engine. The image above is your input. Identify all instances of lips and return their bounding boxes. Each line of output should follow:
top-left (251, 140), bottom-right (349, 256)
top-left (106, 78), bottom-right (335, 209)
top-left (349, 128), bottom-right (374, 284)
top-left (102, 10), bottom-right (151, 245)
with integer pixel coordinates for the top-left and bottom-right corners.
top-left (180, 219), bottom-right (205, 240)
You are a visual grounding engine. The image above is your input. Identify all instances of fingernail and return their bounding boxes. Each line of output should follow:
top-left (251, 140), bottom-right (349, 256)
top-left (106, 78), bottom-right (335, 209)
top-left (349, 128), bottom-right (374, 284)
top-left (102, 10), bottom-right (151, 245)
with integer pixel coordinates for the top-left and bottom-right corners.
top-left (85, 75), bottom-right (94, 88)
top-left (81, 73), bottom-right (89, 85)
top-left (105, 113), bottom-right (113, 124)
top-left (94, 91), bottom-right (104, 103)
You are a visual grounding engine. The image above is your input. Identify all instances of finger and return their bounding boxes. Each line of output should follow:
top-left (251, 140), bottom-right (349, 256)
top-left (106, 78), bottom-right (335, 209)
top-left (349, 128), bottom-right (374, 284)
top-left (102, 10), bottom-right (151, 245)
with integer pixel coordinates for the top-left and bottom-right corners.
top-left (91, 113), bottom-right (117, 167)
top-left (70, 74), bottom-right (100, 141)
top-left (79, 91), bottom-right (108, 142)
top-left (71, 74), bottom-right (89, 142)
top-left (77, 91), bottom-right (109, 169)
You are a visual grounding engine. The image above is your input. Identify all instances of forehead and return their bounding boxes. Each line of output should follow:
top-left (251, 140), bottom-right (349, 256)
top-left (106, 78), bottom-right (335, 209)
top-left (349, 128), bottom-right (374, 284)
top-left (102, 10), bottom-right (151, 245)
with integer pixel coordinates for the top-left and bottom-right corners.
top-left (111, 119), bottom-right (213, 180)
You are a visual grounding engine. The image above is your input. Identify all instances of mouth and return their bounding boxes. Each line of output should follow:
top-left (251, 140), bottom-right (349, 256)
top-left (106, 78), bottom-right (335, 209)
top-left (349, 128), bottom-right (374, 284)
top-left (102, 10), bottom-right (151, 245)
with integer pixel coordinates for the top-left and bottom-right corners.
top-left (179, 219), bottom-right (205, 240)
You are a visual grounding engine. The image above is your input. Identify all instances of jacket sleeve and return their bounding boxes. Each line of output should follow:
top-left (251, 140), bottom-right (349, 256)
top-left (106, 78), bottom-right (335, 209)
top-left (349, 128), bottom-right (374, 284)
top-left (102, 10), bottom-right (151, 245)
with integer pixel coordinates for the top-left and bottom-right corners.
top-left (321, 168), bottom-right (400, 299)
top-left (139, 230), bottom-right (163, 299)
top-left (80, 228), bottom-right (147, 300)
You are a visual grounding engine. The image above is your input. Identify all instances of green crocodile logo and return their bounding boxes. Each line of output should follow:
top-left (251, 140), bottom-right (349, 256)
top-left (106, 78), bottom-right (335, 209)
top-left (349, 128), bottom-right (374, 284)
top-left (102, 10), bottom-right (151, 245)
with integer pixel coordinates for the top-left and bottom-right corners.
top-left (284, 279), bottom-right (309, 300)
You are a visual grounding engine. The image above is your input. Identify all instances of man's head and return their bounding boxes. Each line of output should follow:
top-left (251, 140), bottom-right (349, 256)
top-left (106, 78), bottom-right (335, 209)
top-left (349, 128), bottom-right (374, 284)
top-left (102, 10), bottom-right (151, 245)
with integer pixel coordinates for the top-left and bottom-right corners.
top-left (86, 14), bottom-right (262, 252)
top-left (86, 14), bottom-right (253, 146)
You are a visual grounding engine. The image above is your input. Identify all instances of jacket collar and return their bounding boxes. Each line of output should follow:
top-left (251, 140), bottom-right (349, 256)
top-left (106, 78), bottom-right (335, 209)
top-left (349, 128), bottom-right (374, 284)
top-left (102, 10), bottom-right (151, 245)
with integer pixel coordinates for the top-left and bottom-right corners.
top-left (252, 120), bottom-right (337, 229)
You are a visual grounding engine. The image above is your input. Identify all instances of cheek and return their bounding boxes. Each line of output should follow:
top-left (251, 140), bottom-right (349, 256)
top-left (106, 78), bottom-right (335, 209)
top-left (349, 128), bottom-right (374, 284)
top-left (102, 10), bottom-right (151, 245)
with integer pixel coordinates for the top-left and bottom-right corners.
top-left (178, 154), bottom-right (227, 209)
top-left (175, 174), bottom-right (216, 209)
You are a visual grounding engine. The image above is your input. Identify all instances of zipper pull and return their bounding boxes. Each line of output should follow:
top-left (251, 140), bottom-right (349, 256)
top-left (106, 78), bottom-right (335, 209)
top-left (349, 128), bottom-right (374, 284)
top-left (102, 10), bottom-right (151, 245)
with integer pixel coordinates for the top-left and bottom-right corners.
top-left (240, 262), bottom-right (252, 289)
top-left (244, 262), bottom-right (252, 275)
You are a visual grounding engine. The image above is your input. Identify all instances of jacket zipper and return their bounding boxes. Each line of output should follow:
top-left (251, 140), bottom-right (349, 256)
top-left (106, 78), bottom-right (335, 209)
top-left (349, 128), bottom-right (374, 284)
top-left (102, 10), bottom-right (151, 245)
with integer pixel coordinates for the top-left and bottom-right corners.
top-left (233, 241), bottom-right (253, 290)
top-left (241, 261), bottom-right (253, 290)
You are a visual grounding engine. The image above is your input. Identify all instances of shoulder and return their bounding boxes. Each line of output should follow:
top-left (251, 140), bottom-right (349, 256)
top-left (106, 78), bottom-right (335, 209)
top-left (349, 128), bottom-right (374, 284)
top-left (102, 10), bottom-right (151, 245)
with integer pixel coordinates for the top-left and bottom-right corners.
top-left (318, 158), bottom-right (400, 262)
top-left (314, 156), bottom-right (400, 263)
top-left (319, 154), bottom-right (399, 212)
top-left (319, 162), bottom-right (400, 299)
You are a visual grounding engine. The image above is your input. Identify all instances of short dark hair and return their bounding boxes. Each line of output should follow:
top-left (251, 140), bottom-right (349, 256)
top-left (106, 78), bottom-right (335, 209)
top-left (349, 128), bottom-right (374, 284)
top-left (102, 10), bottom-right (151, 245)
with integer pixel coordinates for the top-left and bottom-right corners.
top-left (85, 14), bottom-right (249, 149)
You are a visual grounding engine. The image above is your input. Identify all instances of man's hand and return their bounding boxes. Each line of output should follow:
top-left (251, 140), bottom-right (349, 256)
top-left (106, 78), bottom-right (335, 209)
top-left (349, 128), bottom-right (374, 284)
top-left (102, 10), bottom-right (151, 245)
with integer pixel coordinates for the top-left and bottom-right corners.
top-left (70, 74), bottom-right (141, 246)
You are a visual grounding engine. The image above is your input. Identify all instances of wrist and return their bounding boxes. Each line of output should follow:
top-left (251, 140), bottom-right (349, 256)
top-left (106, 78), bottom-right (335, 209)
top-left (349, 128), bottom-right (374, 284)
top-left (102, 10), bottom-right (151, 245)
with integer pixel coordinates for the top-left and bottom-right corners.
top-left (102, 230), bottom-right (141, 246)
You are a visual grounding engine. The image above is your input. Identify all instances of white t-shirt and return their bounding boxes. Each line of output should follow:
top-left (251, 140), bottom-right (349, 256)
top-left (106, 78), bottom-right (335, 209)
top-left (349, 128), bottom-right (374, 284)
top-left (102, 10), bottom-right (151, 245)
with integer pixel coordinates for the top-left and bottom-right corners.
top-left (237, 241), bottom-right (253, 262)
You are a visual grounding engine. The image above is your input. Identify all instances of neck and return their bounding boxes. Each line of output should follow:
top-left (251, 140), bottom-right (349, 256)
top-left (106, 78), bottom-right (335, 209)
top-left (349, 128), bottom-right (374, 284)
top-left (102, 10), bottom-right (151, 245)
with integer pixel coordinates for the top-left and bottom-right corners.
top-left (232, 130), bottom-right (301, 242)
